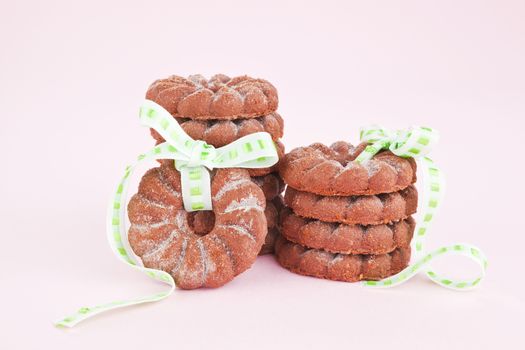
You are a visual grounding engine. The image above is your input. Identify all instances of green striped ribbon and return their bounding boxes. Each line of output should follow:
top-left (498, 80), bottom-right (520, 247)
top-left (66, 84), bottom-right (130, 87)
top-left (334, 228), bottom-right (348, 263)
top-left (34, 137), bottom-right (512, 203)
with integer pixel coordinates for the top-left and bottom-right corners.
top-left (357, 126), bottom-right (487, 290)
top-left (55, 100), bottom-right (279, 327)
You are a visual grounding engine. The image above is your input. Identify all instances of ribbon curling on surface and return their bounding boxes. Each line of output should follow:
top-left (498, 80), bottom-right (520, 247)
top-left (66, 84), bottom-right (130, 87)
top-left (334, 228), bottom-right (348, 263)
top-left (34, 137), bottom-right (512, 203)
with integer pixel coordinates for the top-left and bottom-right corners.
top-left (55, 100), bottom-right (279, 327)
top-left (356, 125), bottom-right (487, 290)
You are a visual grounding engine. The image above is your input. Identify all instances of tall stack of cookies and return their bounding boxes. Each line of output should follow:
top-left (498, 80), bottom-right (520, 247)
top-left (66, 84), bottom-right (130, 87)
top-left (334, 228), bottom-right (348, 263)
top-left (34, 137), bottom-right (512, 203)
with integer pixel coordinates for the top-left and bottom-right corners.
top-left (277, 142), bottom-right (418, 282)
top-left (146, 74), bottom-right (285, 254)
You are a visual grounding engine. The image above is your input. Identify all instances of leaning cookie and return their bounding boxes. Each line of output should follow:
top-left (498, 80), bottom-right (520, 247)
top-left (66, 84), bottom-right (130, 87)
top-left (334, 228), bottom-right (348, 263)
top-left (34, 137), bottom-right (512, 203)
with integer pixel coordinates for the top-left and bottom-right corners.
top-left (275, 235), bottom-right (411, 282)
top-left (127, 165), bottom-right (267, 290)
top-left (252, 173), bottom-right (285, 200)
top-left (150, 113), bottom-right (284, 148)
top-left (284, 185), bottom-right (418, 225)
top-left (146, 74), bottom-right (278, 120)
top-left (259, 227), bottom-right (280, 256)
top-left (279, 141), bottom-right (416, 196)
top-left (280, 208), bottom-right (415, 255)
top-left (259, 196), bottom-right (284, 255)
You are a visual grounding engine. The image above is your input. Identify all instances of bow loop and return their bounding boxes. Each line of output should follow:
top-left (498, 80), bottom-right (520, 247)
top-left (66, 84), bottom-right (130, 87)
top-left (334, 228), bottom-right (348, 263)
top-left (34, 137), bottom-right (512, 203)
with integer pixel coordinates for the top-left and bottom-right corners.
top-left (356, 125), bottom-right (439, 164)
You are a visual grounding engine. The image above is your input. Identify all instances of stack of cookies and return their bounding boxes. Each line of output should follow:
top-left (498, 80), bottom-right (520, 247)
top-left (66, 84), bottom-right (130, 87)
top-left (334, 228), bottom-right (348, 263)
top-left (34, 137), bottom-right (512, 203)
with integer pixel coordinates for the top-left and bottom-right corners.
top-left (276, 141), bottom-right (418, 282)
top-left (145, 74), bottom-right (285, 254)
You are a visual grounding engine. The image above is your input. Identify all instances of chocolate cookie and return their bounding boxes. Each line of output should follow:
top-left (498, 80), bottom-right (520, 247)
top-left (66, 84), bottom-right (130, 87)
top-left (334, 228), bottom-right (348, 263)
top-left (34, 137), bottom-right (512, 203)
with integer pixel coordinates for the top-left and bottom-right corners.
top-left (279, 141), bottom-right (417, 196)
top-left (180, 197), bottom-right (281, 256)
top-left (146, 74), bottom-right (278, 120)
top-left (151, 113), bottom-right (284, 148)
top-left (275, 235), bottom-right (411, 282)
top-left (259, 196), bottom-right (284, 255)
top-left (252, 172), bottom-right (285, 201)
top-left (259, 227), bottom-right (280, 256)
top-left (284, 185), bottom-right (418, 225)
top-left (280, 208), bottom-right (415, 254)
top-left (127, 165), bottom-right (267, 289)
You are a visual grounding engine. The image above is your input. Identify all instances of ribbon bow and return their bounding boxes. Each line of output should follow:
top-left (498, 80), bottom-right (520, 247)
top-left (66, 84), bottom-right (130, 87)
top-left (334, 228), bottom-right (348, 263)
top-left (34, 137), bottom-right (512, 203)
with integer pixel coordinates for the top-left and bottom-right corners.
top-left (356, 125), bottom-right (438, 163)
top-left (356, 126), bottom-right (487, 290)
top-left (139, 99), bottom-right (279, 211)
top-left (55, 100), bottom-right (279, 327)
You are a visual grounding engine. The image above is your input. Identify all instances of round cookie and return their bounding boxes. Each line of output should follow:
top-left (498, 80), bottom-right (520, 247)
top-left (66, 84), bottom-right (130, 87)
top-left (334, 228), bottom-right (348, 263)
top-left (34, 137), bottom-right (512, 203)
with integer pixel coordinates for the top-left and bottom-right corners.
top-left (279, 141), bottom-right (417, 196)
top-left (146, 74), bottom-right (278, 120)
top-left (127, 165), bottom-right (267, 289)
top-left (284, 185), bottom-right (418, 225)
top-left (280, 208), bottom-right (415, 255)
top-left (275, 235), bottom-right (411, 282)
top-left (151, 113), bottom-right (284, 148)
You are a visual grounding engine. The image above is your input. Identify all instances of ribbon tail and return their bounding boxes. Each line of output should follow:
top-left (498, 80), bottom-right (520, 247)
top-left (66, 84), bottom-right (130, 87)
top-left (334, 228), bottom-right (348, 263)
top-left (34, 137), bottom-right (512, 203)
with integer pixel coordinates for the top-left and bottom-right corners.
top-left (361, 152), bottom-right (487, 290)
top-left (55, 144), bottom-right (183, 328)
top-left (179, 166), bottom-right (212, 211)
top-left (363, 243), bottom-right (488, 290)
top-left (55, 273), bottom-right (174, 328)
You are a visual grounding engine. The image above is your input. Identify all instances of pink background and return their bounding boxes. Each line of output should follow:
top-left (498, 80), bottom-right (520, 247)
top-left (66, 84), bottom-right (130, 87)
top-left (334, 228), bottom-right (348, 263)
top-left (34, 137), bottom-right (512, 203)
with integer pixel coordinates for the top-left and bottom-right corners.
top-left (1, 0), bottom-right (524, 348)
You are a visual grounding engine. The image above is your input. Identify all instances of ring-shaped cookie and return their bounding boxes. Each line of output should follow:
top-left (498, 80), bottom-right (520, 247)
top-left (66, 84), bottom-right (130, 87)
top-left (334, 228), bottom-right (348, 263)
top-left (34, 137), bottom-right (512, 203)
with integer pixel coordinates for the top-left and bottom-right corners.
top-left (275, 236), bottom-right (411, 282)
top-left (127, 165), bottom-right (267, 289)
top-left (151, 113), bottom-right (284, 148)
top-left (279, 141), bottom-right (417, 196)
top-left (284, 185), bottom-right (418, 225)
top-left (280, 208), bottom-right (415, 255)
top-left (146, 74), bottom-right (278, 120)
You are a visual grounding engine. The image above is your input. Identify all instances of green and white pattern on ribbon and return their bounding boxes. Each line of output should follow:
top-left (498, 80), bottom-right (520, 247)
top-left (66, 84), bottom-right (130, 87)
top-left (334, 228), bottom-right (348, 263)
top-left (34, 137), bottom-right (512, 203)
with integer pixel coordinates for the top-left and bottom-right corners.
top-left (139, 99), bottom-right (279, 211)
top-left (55, 100), bottom-right (279, 327)
top-left (357, 126), bottom-right (488, 290)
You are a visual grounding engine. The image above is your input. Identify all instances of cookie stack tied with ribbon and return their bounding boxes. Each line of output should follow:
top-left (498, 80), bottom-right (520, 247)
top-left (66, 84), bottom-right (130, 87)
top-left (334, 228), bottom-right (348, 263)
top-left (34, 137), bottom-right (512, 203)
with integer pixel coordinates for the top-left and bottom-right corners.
top-left (146, 74), bottom-right (285, 254)
top-left (277, 140), bottom-right (419, 282)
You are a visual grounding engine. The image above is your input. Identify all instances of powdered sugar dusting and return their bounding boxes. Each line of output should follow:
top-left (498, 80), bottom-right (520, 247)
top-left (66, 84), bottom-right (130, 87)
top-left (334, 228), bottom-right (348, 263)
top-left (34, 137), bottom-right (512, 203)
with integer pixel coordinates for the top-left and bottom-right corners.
top-left (365, 161), bottom-right (381, 177)
top-left (171, 238), bottom-right (188, 274)
top-left (158, 168), bottom-right (181, 199)
top-left (174, 210), bottom-right (192, 235)
top-left (143, 229), bottom-right (179, 260)
top-left (220, 224), bottom-right (256, 241)
top-left (132, 219), bottom-right (171, 234)
top-left (224, 194), bottom-right (264, 213)
top-left (213, 178), bottom-right (252, 201)
top-left (143, 212), bottom-right (187, 264)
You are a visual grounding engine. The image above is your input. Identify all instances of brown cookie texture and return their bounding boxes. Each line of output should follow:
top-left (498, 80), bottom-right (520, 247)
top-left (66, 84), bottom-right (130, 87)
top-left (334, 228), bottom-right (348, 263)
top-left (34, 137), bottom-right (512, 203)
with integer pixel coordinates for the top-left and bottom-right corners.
top-left (259, 196), bottom-right (284, 255)
top-left (146, 74), bottom-right (278, 120)
top-left (151, 113), bottom-right (284, 148)
top-left (252, 172), bottom-right (285, 200)
top-left (280, 208), bottom-right (415, 255)
top-left (274, 235), bottom-right (411, 282)
top-left (155, 140), bottom-right (285, 178)
top-left (167, 198), bottom-right (279, 256)
top-left (284, 185), bottom-right (418, 225)
top-left (279, 141), bottom-right (417, 196)
top-left (127, 165), bottom-right (267, 290)
top-left (259, 227), bottom-right (280, 256)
